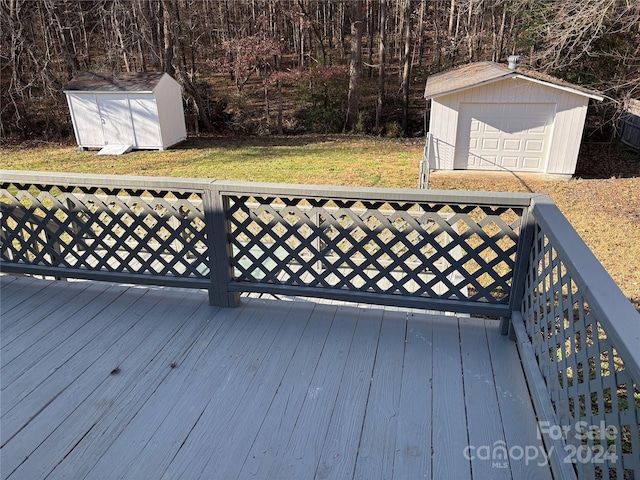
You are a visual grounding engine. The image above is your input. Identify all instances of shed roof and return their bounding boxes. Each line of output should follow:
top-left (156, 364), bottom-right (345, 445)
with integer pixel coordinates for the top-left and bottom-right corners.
top-left (424, 61), bottom-right (603, 101)
top-left (64, 72), bottom-right (166, 92)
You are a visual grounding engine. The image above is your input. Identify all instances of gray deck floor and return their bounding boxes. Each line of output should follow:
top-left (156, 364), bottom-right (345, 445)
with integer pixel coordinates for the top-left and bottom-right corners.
top-left (0, 274), bottom-right (551, 480)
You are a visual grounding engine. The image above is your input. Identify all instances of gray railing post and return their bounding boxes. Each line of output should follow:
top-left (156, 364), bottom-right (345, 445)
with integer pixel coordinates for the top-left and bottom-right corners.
top-left (204, 184), bottom-right (239, 307)
top-left (503, 200), bottom-right (536, 336)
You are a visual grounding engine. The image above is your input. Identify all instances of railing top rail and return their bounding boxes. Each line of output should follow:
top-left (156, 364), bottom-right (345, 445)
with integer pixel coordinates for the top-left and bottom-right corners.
top-left (214, 180), bottom-right (538, 207)
top-left (1, 170), bottom-right (538, 207)
top-left (0, 169), bottom-right (216, 191)
top-left (530, 194), bottom-right (640, 382)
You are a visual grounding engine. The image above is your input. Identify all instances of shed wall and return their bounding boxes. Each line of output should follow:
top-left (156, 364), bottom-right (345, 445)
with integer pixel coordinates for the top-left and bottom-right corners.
top-left (154, 75), bottom-right (187, 149)
top-left (428, 78), bottom-right (590, 174)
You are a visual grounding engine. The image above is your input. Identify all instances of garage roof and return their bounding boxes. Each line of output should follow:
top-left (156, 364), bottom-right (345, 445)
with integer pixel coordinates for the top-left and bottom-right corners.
top-left (64, 72), bottom-right (165, 92)
top-left (424, 61), bottom-right (603, 101)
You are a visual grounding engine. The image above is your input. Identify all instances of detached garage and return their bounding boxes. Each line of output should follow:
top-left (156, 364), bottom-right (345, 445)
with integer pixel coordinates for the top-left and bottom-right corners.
top-left (64, 72), bottom-right (186, 152)
top-left (424, 61), bottom-right (603, 176)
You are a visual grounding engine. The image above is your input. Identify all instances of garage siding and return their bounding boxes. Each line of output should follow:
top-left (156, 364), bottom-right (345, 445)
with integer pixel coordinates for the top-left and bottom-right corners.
top-left (427, 77), bottom-right (591, 175)
top-left (428, 101), bottom-right (458, 170)
top-left (547, 97), bottom-right (588, 175)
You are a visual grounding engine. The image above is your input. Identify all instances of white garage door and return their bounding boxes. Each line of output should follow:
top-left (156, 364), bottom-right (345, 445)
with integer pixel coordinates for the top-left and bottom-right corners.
top-left (454, 103), bottom-right (556, 172)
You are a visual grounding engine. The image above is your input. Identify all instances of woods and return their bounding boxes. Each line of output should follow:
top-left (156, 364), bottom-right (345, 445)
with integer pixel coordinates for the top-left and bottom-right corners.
top-left (1, 0), bottom-right (639, 141)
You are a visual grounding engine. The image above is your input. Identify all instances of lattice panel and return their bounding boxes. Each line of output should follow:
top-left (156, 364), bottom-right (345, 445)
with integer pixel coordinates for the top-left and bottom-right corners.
top-left (1, 182), bottom-right (209, 278)
top-left (521, 225), bottom-right (640, 479)
top-left (227, 195), bottom-right (523, 304)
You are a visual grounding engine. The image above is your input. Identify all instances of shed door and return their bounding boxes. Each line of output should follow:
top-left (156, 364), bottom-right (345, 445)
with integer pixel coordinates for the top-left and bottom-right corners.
top-left (97, 95), bottom-right (135, 146)
top-left (129, 95), bottom-right (160, 147)
top-left (67, 94), bottom-right (103, 147)
top-left (454, 103), bottom-right (555, 172)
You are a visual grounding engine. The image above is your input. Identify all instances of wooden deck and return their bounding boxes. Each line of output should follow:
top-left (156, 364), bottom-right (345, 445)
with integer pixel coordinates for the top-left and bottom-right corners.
top-left (1, 274), bottom-right (551, 480)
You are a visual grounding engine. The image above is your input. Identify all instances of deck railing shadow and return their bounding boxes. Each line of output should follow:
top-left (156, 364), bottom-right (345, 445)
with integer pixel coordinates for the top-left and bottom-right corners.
top-left (1, 170), bottom-right (638, 480)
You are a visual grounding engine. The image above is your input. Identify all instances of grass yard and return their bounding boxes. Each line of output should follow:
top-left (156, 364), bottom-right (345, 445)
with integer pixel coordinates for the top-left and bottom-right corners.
top-left (2, 135), bottom-right (639, 310)
top-left (1, 136), bottom-right (420, 187)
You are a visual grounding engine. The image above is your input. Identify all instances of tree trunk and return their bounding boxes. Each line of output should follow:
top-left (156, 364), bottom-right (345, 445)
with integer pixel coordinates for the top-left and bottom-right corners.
top-left (162, 0), bottom-right (175, 76)
top-left (276, 55), bottom-right (283, 135)
top-left (376, 0), bottom-right (387, 134)
top-left (448, 0), bottom-right (455, 37)
top-left (46, 0), bottom-right (79, 79)
top-left (367, 0), bottom-right (374, 78)
top-left (496, 5), bottom-right (507, 63)
top-left (400, 0), bottom-right (412, 136)
top-left (434, 3), bottom-right (442, 69)
top-left (344, 0), bottom-right (362, 132)
top-left (161, 0), bottom-right (210, 131)
top-left (466, 0), bottom-right (474, 62)
top-left (112, 2), bottom-right (131, 72)
top-left (417, 0), bottom-right (426, 66)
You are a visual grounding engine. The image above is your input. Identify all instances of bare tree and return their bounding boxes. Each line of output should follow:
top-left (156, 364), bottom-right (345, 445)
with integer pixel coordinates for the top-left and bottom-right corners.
top-left (376, 0), bottom-right (387, 134)
top-left (344, 0), bottom-right (363, 132)
top-left (400, 0), bottom-right (413, 136)
top-left (513, 0), bottom-right (640, 72)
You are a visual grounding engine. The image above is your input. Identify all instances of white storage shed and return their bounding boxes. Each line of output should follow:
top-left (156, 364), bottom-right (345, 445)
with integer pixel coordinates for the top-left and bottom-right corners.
top-left (64, 72), bottom-right (187, 152)
top-left (424, 61), bottom-right (603, 176)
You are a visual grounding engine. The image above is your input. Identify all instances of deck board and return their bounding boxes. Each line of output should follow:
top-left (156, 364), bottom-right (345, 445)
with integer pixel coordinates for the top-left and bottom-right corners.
top-left (352, 312), bottom-right (405, 480)
top-left (0, 275), bottom-right (551, 480)
top-left (3, 287), bottom-right (197, 479)
top-left (1, 275), bottom-right (50, 319)
top-left (1, 279), bottom-right (92, 347)
top-left (2, 282), bottom-right (124, 377)
top-left (267, 305), bottom-right (360, 479)
top-left (431, 315), bottom-right (473, 480)
top-left (76, 298), bottom-right (229, 480)
top-left (236, 303), bottom-right (338, 478)
top-left (162, 300), bottom-right (301, 480)
top-left (195, 301), bottom-right (317, 480)
top-left (74, 301), bottom-right (252, 480)
top-left (460, 316), bottom-right (512, 479)
top-left (314, 307), bottom-right (383, 480)
top-left (486, 323), bottom-right (554, 480)
top-left (394, 313), bottom-right (434, 480)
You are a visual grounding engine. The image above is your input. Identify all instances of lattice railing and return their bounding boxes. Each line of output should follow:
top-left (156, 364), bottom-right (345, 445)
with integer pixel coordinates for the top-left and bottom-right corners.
top-left (1, 172), bottom-right (535, 316)
top-left (221, 184), bottom-right (528, 316)
top-left (516, 197), bottom-right (640, 480)
top-left (1, 174), bottom-right (212, 289)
